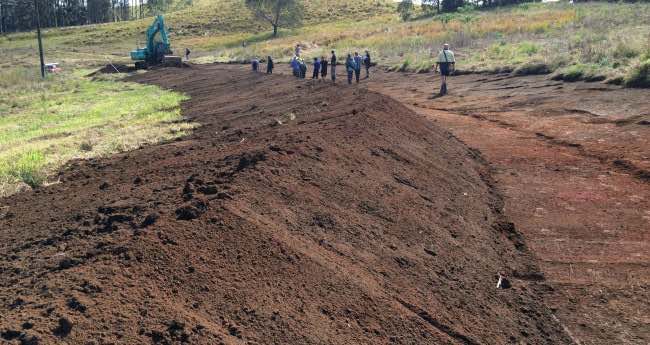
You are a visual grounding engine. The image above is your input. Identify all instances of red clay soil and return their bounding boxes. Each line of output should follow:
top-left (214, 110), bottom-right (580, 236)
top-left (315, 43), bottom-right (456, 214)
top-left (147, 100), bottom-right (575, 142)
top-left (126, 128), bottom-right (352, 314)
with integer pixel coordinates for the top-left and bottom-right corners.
top-left (365, 70), bottom-right (650, 345)
top-left (0, 65), bottom-right (573, 344)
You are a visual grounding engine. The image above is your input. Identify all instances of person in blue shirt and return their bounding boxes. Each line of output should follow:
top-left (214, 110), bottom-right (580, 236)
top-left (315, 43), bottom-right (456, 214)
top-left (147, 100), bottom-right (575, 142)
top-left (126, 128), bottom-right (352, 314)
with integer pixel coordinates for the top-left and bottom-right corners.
top-left (290, 55), bottom-right (300, 77)
top-left (353, 52), bottom-right (362, 83)
top-left (345, 53), bottom-right (356, 85)
top-left (251, 57), bottom-right (259, 72)
top-left (312, 57), bottom-right (321, 79)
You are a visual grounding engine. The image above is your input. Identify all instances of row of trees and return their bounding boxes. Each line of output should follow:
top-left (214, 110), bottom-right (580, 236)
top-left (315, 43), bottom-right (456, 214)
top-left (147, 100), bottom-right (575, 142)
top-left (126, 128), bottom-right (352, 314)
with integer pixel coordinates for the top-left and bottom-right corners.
top-left (0, 0), bottom-right (184, 33)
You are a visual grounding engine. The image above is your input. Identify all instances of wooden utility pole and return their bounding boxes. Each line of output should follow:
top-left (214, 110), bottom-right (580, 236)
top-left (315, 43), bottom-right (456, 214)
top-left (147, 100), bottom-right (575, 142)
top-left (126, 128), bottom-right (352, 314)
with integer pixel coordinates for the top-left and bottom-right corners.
top-left (34, 0), bottom-right (45, 78)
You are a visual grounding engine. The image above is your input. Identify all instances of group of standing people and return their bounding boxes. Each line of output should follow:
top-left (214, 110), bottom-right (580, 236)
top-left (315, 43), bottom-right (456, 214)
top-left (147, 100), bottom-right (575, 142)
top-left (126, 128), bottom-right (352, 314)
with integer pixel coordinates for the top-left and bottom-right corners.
top-left (254, 44), bottom-right (373, 85)
top-left (288, 48), bottom-right (371, 85)
top-left (251, 43), bottom-right (456, 96)
top-left (344, 51), bottom-right (371, 84)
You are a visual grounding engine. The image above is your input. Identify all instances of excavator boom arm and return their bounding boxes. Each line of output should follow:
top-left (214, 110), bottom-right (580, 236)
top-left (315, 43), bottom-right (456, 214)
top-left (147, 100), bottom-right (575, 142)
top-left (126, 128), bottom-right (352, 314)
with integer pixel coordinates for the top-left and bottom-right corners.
top-left (146, 15), bottom-right (170, 54)
top-left (130, 15), bottom-right (172, 65)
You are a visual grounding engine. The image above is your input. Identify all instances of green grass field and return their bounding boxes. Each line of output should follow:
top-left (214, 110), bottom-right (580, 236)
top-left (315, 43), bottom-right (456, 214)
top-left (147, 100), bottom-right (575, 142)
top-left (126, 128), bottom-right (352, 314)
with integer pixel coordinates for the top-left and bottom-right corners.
top-left (0, 0), bottom-right (649, 196)
top-left (0, 69), bottom-right (193, 197)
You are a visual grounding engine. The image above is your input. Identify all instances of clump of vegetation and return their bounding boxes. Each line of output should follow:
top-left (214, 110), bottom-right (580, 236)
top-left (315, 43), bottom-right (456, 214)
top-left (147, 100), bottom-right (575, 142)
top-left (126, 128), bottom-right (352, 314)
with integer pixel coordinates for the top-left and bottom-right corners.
top-left (0, 68), bottom-right (194, 197)
top-left (624, 57), bottom-right (650, 88)
top-left (11, 151), bottom-right (47, 189)
top-left (552, 63), bottom-right (607, 83)
top-left (513, 62), bottom-right (550, 76)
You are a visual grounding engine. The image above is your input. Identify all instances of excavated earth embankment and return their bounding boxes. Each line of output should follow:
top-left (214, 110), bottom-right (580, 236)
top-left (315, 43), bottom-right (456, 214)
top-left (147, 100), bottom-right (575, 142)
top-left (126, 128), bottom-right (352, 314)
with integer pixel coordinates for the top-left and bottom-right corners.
top-left (0, 65), bottom-right (573, 344)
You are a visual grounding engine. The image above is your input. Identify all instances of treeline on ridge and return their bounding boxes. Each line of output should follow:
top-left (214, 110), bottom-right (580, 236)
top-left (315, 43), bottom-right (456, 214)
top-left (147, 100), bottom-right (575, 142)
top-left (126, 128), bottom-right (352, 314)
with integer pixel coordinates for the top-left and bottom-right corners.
top-left (0, 0), bottom-right (191, 33)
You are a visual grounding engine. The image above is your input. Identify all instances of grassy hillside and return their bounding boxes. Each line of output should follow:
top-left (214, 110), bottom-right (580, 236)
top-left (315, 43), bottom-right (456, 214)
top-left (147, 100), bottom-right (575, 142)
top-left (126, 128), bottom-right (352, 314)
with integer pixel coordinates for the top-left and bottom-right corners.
top-left (191, 2), bottom-right (650, 86)
top-left (0, 0), bottom-right (650, 86)
top-left (0, 0), bottom-right (395, 68)
top-left (2, 1), bottom-right (648, 85)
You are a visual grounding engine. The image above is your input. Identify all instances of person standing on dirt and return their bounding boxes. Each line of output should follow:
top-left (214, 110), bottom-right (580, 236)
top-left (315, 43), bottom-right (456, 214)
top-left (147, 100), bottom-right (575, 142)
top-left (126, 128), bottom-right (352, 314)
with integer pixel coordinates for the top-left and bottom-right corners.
top-left (330, 50), bottom-right (337, 83)
top-left (434, 43), bottom-right (456, 96)
top-left (299, 57), bottom-right (307, 79)
top-left (267, 56), bottom-right (274, 74)
top-left (291, 55), bottom-right (300, 77)
top-left (363, 50), bottom-right (371, 79)
top-left (185, 48), bottom-right (191, 62)
top-left (320, 56), bottom-right (328, 79)
top-left (345, 53), bottom-right (356, 85)
top-left (251, 57), bottom-right (260, 72)
top-left (353, 52), bottom-right (362, 83)
top-left (312, 57), bottom-right (321, 79)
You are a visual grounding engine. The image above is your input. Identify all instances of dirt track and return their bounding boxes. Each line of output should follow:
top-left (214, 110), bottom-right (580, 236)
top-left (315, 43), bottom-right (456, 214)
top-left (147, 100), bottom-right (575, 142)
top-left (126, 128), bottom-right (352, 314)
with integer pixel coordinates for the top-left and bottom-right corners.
top-left (0, 65), bottom-right (573, 344)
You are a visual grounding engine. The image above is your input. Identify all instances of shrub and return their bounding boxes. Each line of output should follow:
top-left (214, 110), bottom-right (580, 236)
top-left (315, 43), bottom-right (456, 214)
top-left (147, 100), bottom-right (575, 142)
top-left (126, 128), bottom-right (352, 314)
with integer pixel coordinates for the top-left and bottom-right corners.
top-left (79, 141), bottom-right (93, 152)
top-left (553, 64), bottom-right (586, 82)
top-left (513, 62), bottom-right (551, 76)
top-left (517, 42), bottom-right (540, 56)
top-left (436, 13), bottom-right (455, 28)
top-left (552, 63), bottom-right (607, 83)
top-left (397, 58), bottom-right (411, 72)
top-left (605, 76), bottom-right (625, 85)
top-left (12, 151), bottom-right (47, 188)
top-left (613, 42), bottom-right (640, 60)
top-left (624, 59), bottom-right (650, 88)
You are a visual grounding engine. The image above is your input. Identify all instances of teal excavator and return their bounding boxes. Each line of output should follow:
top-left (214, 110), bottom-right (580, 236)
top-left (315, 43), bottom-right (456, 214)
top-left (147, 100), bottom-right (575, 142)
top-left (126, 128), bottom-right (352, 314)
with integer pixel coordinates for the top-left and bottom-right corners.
top-left (130, 15), bottom-right (181, 69)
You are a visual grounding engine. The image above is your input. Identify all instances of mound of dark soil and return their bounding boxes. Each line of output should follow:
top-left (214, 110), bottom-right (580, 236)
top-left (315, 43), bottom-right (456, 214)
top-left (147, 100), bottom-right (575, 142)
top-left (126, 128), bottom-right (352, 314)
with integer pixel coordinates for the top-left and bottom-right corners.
top-left (0, 65), bottom-right (572, 344)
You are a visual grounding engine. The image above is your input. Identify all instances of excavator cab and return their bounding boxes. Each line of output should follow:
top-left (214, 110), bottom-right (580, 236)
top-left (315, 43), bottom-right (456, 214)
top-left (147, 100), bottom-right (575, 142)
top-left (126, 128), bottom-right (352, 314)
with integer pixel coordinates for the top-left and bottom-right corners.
top-left (131, 15), bottom-right (181, 69)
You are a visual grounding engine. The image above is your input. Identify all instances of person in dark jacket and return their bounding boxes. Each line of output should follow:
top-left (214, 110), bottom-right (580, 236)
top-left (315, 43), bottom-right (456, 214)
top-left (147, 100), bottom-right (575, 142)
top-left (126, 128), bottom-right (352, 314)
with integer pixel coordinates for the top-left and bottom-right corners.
top-left (266, 56), bottom-right (274, 74)
top-left (353, 52), bottom-right (362, 83)
top-left (330, 50), bottom-right (337, 83)
top-left (299, 58), bottom-right (307, 79)
top-left (312, 57), bottom-right (321, 79)
top-left (185, 48), bottom-right (191, 61)
top-left (345, 54), bottom-right (356, 85)
top-left (320, 56), bottom-right (328, 79)
top-left (364, 50), bottom-right (371, 78)
top-left (251, 57), bottom-right (259, 72)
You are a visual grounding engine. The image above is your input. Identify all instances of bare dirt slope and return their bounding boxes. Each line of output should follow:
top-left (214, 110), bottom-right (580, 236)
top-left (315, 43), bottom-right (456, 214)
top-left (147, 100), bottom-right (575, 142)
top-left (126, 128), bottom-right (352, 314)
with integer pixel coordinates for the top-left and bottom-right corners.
top-left (366, 70), bottom-right (650, 344)
top-left (0, 65), bottom-right (571, 344)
